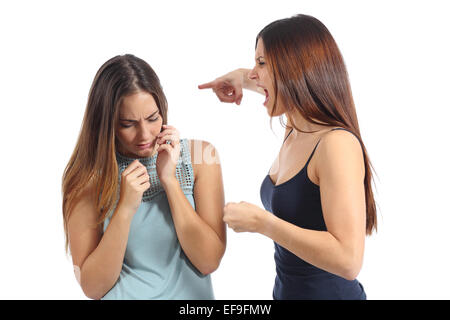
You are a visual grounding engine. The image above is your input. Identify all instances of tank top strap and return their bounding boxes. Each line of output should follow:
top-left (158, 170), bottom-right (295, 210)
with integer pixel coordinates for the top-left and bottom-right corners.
top-left (267, 128), bottom-right (294, 175)
top-left (283, 128), bottom-right (294, 145)
top-left (329, 127), bottom-right (357, 136)
top-left (304, 127), bottom-right (358, 168)
top-left (304, 139), bottom-right (322, 168)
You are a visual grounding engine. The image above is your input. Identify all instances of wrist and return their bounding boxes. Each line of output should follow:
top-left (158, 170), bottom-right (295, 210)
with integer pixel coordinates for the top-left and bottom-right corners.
top-left (161, 176), bottom-right (179, 190)
top-left (258, 210), bottom-right (276, 237)
top-left (114, 202), bottom-right (136, 223)
top-left (236, 68), bottom-right (249, 87)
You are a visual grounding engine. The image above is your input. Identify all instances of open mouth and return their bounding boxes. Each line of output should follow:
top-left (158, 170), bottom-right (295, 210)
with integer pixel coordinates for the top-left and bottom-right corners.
top-left (263, 89), bottom-right (269, 106)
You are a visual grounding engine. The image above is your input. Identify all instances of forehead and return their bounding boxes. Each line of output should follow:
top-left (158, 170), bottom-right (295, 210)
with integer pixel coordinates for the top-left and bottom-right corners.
top-left (119, 91), bottom-right (158, 116)
top-left (255, 38), bottom-right (265, 57)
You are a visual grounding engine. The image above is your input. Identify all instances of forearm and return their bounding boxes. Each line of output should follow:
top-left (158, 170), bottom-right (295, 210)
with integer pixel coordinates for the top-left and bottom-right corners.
top-left (236, 68), bottom-right (264, 94)
top-left (80, 205), bottom-right (133, 299)
top-left (163, 179), bottom-right (225, 275)
top-left (260, 212), bottom-right (362, 280)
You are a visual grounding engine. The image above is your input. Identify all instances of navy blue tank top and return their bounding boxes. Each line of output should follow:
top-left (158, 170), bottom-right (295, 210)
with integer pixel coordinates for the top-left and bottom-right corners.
top-left (260, 128), bottom-right (366, 300)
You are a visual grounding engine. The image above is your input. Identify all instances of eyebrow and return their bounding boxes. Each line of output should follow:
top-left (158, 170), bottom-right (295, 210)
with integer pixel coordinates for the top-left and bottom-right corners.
top-left (119, 110), bottom-right (159, 122)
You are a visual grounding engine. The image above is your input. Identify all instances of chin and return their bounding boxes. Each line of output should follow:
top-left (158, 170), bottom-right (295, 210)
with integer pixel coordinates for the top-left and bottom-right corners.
top-left (266, 103), bottom-right (285, 117)
top-left (265, 106), bottom-right (279, 117)
top-left (119, 146), bottom-right (155, 159)
top-left (136, 148), bottom-right (155, 158)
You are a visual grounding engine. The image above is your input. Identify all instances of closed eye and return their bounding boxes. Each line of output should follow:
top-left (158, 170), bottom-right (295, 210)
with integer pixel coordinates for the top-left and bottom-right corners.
top-left (120, 117), bottom-right (159, 128)
top-left (119, 112), bottom-right (159, 128)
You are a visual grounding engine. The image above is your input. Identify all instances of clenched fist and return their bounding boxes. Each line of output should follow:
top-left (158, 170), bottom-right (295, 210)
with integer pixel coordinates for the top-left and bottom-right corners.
top-left (118, 159), bottom-right (150, 214)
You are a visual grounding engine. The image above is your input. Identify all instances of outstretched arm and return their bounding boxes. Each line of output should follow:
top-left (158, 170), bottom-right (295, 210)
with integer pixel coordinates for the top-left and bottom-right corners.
top-left (198, 68), bottom-right (264, 105)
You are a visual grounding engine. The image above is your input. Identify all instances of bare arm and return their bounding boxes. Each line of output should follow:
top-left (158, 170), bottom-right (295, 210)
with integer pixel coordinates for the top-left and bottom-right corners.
top-left (259, 130), bottom-right (366, 280)
top-left (237, 68), bottom-right (264, 94)
top-left (68, 161), bottom-right (149, 299)
top-left (68, 187), bottom-right (134, 299)
top-left (198, 68), bottom-right (264, 105)
top-left (161, 140), bottom-right (226, 275)
top-left (223, 130), bottom-right (366, 280)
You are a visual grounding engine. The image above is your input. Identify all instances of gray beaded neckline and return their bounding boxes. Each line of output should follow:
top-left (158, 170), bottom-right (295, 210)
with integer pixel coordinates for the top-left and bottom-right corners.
top-left (115, 139), bottom-right (194, 202)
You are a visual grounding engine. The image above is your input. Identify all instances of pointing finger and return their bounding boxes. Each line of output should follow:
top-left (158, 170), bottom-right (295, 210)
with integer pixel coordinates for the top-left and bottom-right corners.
top-left (198, 81), bottom-right (216, 90)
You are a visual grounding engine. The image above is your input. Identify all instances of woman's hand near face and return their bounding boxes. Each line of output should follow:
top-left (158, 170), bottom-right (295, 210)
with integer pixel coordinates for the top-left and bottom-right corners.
top-left (118, 160), bottom-right (150, 214)
top-left (156, 124), bottom-right (181, 187)
top-left (198, 68), bottom-right (260, 105)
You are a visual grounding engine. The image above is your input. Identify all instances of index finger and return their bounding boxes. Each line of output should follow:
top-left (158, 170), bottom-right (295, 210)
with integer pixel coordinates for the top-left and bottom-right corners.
top-left (121, 159), bottom-right (143, 177)
top-left (198, 81), bottom-right (216, 90)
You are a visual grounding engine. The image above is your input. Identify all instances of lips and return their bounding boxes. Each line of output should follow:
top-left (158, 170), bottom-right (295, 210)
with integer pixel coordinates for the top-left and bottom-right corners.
top-left (136, 142), bottom-right (151, 150)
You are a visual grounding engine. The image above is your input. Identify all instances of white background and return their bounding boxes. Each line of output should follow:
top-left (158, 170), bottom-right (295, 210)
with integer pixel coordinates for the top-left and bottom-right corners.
top-left (1, 0), bottom-right (449, 299)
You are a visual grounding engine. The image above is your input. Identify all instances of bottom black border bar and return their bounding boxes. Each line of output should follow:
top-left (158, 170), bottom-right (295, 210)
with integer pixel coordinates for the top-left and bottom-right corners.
top-left (0, 299), bottom-right (447, 318)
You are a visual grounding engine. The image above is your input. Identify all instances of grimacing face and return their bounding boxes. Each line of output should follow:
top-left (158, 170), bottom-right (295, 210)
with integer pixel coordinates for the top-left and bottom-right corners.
top-left (115, 91), bottom-right (163, 158)
top-left (248, 38), bottom-right (285, 116)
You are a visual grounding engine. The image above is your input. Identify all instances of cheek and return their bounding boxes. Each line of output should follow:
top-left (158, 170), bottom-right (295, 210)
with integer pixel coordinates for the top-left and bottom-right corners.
top-left (152, 118), bottom-right (164, 134)
top-left (116, 129), bottom-right (134, 145)
top-left (262, 74), bottom-right (274, 94)
top-left (152, 123), bottom-right (163, 135)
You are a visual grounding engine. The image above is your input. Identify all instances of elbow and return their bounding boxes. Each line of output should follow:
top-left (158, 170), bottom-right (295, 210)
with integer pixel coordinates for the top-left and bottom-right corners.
top-left (80, 276), bottom-right (109, 300)
top-left (81, 283), bottom-right (105, 300)
top-left (198, 243), bottom-right (226, 276)
top-left (84, 291), bottom-right (103, 300)
top-left (76, 263), bottom-right (116, 300)
top-left (340, 256), bottom-right (363, 281)
top-left (198, 250), bottom-right (225, 276)
top-left (199, 268), bottom-right (216, 276)
top-left (336, 243), bottom-right (364, 281)
top-left (198, 259), bottom-right (221, 276)
top-left (79, 282), bottom-right (101, 300)
top-left (341, 267), bottom-right (361, 281)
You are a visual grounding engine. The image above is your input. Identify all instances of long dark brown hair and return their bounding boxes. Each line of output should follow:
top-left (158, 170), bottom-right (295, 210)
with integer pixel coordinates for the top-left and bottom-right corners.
top-left (62, 54), bottom-right (168, 253)
top-left (258, 14), bottom-right (377, 235)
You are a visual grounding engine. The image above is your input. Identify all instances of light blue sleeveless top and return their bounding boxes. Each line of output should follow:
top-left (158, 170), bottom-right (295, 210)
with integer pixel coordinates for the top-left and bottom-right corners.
top-left (101, 139), bottom-right (214, 300)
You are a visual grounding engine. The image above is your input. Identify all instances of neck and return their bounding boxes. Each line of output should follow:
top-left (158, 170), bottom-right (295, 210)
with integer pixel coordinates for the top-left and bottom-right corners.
top-left (286, 112), bottom-right (331, 138)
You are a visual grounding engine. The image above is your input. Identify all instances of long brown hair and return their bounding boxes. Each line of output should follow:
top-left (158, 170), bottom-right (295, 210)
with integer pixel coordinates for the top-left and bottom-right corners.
top-left (258, 14), bottom-right (377, 235)
top-left (62, 54), bottom-right (168, 253)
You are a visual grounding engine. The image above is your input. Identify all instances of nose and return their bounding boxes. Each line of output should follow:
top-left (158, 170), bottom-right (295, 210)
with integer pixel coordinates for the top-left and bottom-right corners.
top-left (248, 66), bottom-right (258, 81)
top-left (136, 121), bottom-right (152, 141)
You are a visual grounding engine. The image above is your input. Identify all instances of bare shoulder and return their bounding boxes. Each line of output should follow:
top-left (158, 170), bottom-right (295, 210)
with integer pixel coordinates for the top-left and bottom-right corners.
top-left (314, 129), bottom-right (365, 181)
top-left (188, 139), bottom-right (221, 182)
top-left (319, 129), bottom-right (362, 155)
top-left (188, 139), bottom-right (220, 166)
top-left (66, 178), bottom-right (97, 224)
